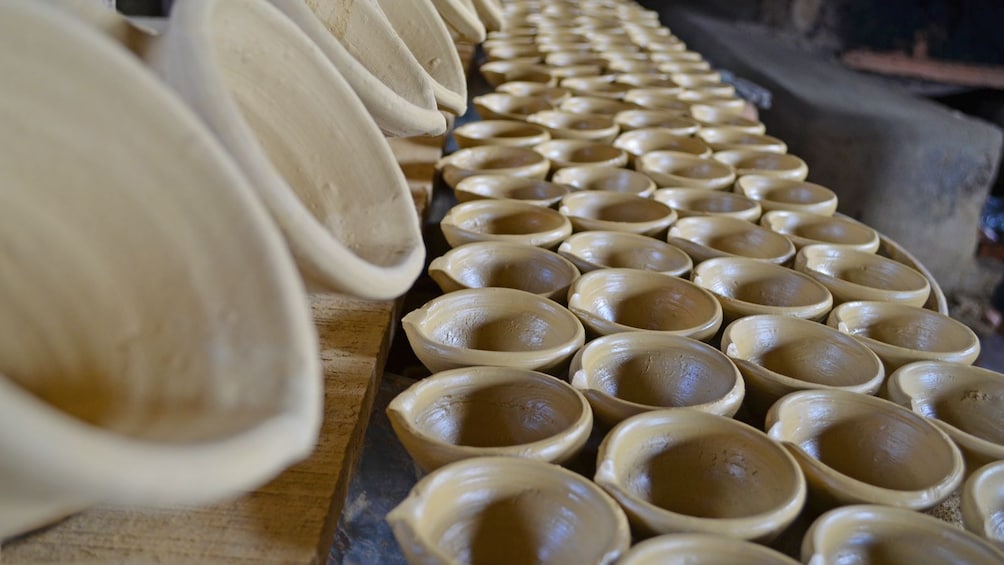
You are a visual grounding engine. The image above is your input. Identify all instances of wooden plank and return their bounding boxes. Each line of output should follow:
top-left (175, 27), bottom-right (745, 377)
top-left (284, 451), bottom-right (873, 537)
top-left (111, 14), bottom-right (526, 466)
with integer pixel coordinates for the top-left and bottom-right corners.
top-left (842, 49), bottom-right (1004, 90)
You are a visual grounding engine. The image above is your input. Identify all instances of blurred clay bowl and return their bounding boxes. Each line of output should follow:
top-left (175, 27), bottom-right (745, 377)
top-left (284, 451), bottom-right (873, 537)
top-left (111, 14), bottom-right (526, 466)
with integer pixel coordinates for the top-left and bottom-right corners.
top-left (713, 149), bottom-right (808, 181)
top-left (638, 151), bottom-right (736, 190)
top-left (734, 175), bottom-right (838, 216)
top-left (526, 110), bottom-right (620, 143)
top-left (428, 240), bottom-right (580, 301)
top-left (553, 165), bottom-right (657, 197)
top-left (439, 199), bottom-right (572, 249)
top-left (698, 128), bottom-right (787, 153)
top-left (495, 81), bottom-right (572, 105)
top-left (692, 257), bottom-right (833, 322)
top-left (452, 119), bottom-right (551, 149)
top-left (560, 95), bottom-right (641, 117)
top-left (479, 60), bottom-right (555, 87)
top-left (654, 188), bottom-right (761, 222)
top-left (761, 210), bottom-right (880, 252)
top-left (437, 145), bottom-right (550, 188)
top-left (560, 191), bottom-right (677, 237)
top-left (472, 92), bottom-right (553, 121)
top-left (534, 139), bottom-right (629, 170)
top-left (794, 244), bottom-right (931, 306)
top-left (667, 216), bottom-right (797, 264)
top-left (614, 128), bottom-right (712, 162)
top-left (618, 534), bottom-right (800, 565)
top-left (453, 174), bottom-right (569, 207)
top-left (614, 111), bottom-right (701, 135)
top-left (963, 461), bottom-right (1004, 551)
top-left (558, 231), bottom-right (693, 277)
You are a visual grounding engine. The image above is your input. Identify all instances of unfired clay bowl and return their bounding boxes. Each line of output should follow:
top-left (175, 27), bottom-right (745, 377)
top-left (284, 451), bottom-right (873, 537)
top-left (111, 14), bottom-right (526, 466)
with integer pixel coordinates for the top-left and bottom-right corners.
top-left (712, 150), bottom-right (809, 181)
top-left (886, 361), bottom-right (1004, 472)
top-left (615, 73), bottom-right (681, 90)
top-left (677, 91), bottom-right (745, 115)
top-left (526, 110), bottom-right (620, 144)
top-left (667, 216), bottom-right (797, 264)
top-left (567, 268), bottom-right (723, 341)
top-left (545, 51), bottom-right (607, 69)
top-left (698, 128), bottom-right (787, 153)
top-left (734, 175), bottom-right (838, 216)
top-left (794, 244), bottom-right (931, 307)
top-left (692, 257), bottom-right (833, 322)
top-left (595, 410), bottom-right (806, 541)
top-left (618, 534), bottom-right (800, 565)
top-left (479, 60), bottom-right (554, 87)
top-left (963, 462), bottom-right (1004, 551)
top-left (387, 456), bottom-right (631, 565)
top-left (560, 95), bottom-right (641, 117)
top-left (452, 119), bottom-right (551, 149)
top-left (689, 105), bottom-right (766, 134)
top-left (546, 63), bottom-right (606, 80)
top-left (614, 129), bottom-right (713, 166)
top-left (552, 165), bottom-right (657, 197)
top-left (472, 92), bottom-right (553, 121)
top-left (533, 139), bottom-right (630, 170)
top-left (606, 60), bottom-right (661, 74)
top-left (803, 504), bottom-right (1004, 564)
top-left (621, 90), bottom-right (692, 114)
top-left (654, 188), bottom-right (762, 222)
top-left (560, 192), bottom-right (677, 237)
top-left (648, 50), bottom-right (705, 64)
top-left (484, 42), bottom-right (541, 62)
top-left (561, 75), bottom-right (634, 99)
top-left (558, 231), bottom-right (693, 277)
top-left (430, 0), bottom-right (485, 42)
top-left (428, 241), bottom-right (580, 301)
top-left (495, 81), bottom-right (572, 105)
top-left (766, 389), bottom-right (965, 510)
top-left (761, 210), bottom-right (881, 253)
top-left (402, 287), bottom-right (585, 373)
top-left (827, 301), bottom-right (981, 371)
top-left (569, 333), bottom-right (744, 425)
top-left (440, 199), bottom-right (572, 249)
top-left (639, 151), bottom-right (737, 190)
top-left (437, 145), bottom-right (551, 189)
top-left (721, 315), bottom-right (885, 418)
top-left (453, 173), bottom-right (569, 207)
top-left (386, 366), bottom-right (592, 471)
top-left (614, 111), bottom-right (701, 135)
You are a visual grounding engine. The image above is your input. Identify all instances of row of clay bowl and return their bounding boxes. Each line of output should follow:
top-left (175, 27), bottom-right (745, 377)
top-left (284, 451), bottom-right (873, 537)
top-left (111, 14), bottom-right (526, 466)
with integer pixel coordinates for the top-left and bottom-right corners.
top-left (384, 0), bottom-right (1004, 563)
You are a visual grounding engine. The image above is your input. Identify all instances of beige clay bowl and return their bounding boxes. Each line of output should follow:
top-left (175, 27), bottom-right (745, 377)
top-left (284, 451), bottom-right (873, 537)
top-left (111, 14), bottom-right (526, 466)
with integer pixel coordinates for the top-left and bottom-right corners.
top-left (561, 75), bottom-right (634, 99)
top-left (560, 95), bottom-right (641, 117)
top-left (472, 92), bottom-right (553, 121)
top-left (402, 287), bottom-right (585, 373)
top-left (478, 60), bottom-right (554, 87)
top-left (606, 60), bottom-right (662, 75)
top-left (649, 50), bottom-right (705, 64)
top-left (766, 389), bottom-right (965, 509)
top-left (698, 128), bottom-right (787, 153)
top-left (619, 534), bottom-right (800, 565)
top-left (614, 111), bottom-right (701, 135)
top-left (876, 231), bottom-right (949, 314)
top-left (388, 456), bottom-right (631, 565)
top-left (713, 150), bottom-right (809, 181)
top-left (546, 63), bottom-right (606, 80)
top-left (545, 51), bottom-right (607, 69)
top-left (615, 73), bottom-right (681, 90)
top-left (560, 192), bottom-right (677, 237)
top-left (552, 165), bottom-right (657, 197)
top-left (734, 175), bottom-right (839, 216)
top-left (484, 42), bottom-right (541, 62)
top-left (667, 216), bottom-right (797, 264)
top-left (428, 241), bottom-right (580, 301)
top-left (534, 139), bottom-right (629, 170)
top-left (795, 244), bottom-right (931, 306)
top-left (658, 60), bottom-right (713, 73)
top-left (887, 361), bottom-right (1004, 472)
top-left (684, 83), bottom-right (738, 98)
top-left (621, 90), bottom-right (691, 114)
top-left (386, 366), bottom-right (592, 471)
top-left (654, 188), bottom-right (762, 221)
top-left (429, 0), bottom-right (485, 43)
top-left (453, 173), bottom-right (568, 207)
top-left (692, 257), bottom-right (833, 322)
top-left (963, 462), bottom-right (1004, 550)
top-left (677, 91), bottom-right (745, 114)
top-left (761, 210), bottom-right (880, 253)
top-left (558, 231), bottom-right (693, 276)
top-left (439, 199), bottom-right (572, 249)
top-left (526, 110), bottom-right (620, 143)
top-left (614, 128), bottom-right (712, 164)
top-left (569, 333), bottom-right (744, 425)
top-left (803, 504), bottom-right (1004, 564)
top-left (639, 151), bottom-right (736, 190)
top-left (495, 81), bottom-right (572, 105)
top-left (452, 119), bottom-right (551, 149)
top-left (437, 145), bottom-right (551, 189)
top-left (596, 410), bottom-right (806, 541)
top-left (827, 301), bottom-right (980, 371)
top-left (721, 315), bottom-right (885, 418)
top-left (690, 105), bottom-right (767, 134)
top-left (567, 268), bottom-right (723, 340)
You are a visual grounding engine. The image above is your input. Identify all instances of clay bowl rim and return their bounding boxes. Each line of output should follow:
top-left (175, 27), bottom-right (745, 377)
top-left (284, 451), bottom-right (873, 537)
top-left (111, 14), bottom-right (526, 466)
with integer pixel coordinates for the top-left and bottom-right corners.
top-left (613, 110), bottom-right (701, 134)
top-left (653, 187), bottom-right (763, 222)
top-left (452, 173), bottom-right (569, 207)
top-left (761, 210), bottom-right (882, 253)
top-left (962, 461), bottom-right (1004, 547)
top-left (552, 164), bottom-right (658, 197)
top-left (638, 150), bottom-right (737, 190)
top-left (614, 128), bottom-right (712, 160)
top-left (526, 109), bottom-right (621, 141)
top-left (559, 191), bottom-right (678, 236)
top-left (734, 175), bottom-right (838, 216)
top-left (794, 244), bottom-right (932, 306)
top-left (698, 128), bottom-right (788, 153)
top-left (427, 240), bottom-right (581, 300)
top-left (451, 119), bottom-right (552, 149)
top-left (559, 95), bottom-right (642, 116)
top-left (533, 138), bottom-right (630, 169)
top-left (557, 230), bottom-right (694, 277)
top-left (692, 256), bottom-right (834, 321)
top-left (440, 198), bottom-right (573, 248)
top-left (667, 215), bottom-right (798, 265)
top-left (712, 149), bottom-right (809, 181)
top-left (495, 81), bottom-right (573, 105)
top-left (619, 533), bottom-right (801, 565)
top-left (471, 92), bottom-right (554, 121)
top-left (436, 145), bottom-right (552, 186)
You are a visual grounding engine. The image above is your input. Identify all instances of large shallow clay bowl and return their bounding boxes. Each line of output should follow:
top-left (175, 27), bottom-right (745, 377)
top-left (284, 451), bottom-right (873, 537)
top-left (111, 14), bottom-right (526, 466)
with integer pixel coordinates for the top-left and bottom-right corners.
top-left (614, 111), bottom-right (701, 135)
top-left (526, 110), bottom-right (620, 143)
top-left (827, 301), bottom-right (980, 371)
top-left (712, 150), bottom-right (809, 181)
top-left (534, 139), bottom-right (629, 170)
top-left (639, 151), bottom-right (736, 190)
top-left (553, 165), bottom-right (657, 197)
top-left (402, 287), bottom-right (585, 373)
top-left (452, 119), bottom-right (551, 149)
top-left (963, 461), bottom-right (1004, 550)
top-left (472, 92), bottom-right (553, 121)
top-left (386, 366), bottom-right (592, 471)
top-left (794, 244), bottom-right (931, 307)
top-left (495, 81), bottom-right (572, 105)
top-left (803, 504), bottom-right (1004, 564)
top-left (439, 199), bottom-right (572, 249)
top-left (887, 361), bottom-right (1004, 471)
top-left (560, 95), bottom-right (641, 117)
top-left (560, 192), bottom-right (678, 237)
top-left (479, 60), bottom-right (555, 87)
top-left (698, 128), bottom-right (787, 153)
top-left (569, 333), bottom-right (744, 425)
top-left (766, 389), bottom-right (965, 510)
top-left (560, 75), bottom-right (634, 99)
top-left (437, 145), bottom-right (551, 189)
top-left (692, 257), bottom-right (833, 322)
top-left (667, 216), bottom-right (797, 264)
top-left (619, 534), bottom-right (800, 565)
top-left (762, 210), bottom-right (881, 253)
top-left (428, 241), bottom-right (580, 301)
top-left (721, 315), bottom-right (885, 418)
top-left (621, 90), bottom-right (692, 114)
top-left (595, 410), bottom-right (806, 541)
top-left (387, 456), bottom-right (630, 565)
top-left (566, 268), bottom-right (723, 340)
top-left (558, 231), bottom-right (693, 276)
top-left (734, 175), bottom-right (838, 216)
top-left (453, 173), bottom-right (568, 207)
top-left (654, 188), bottom-right (762, 221)
top-left (689, 105), bottom-right (767, 134)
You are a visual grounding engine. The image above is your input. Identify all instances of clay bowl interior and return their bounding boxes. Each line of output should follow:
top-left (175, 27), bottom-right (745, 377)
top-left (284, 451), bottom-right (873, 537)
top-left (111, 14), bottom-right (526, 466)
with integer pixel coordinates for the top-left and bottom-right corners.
top-left (794, 244), bottom-right (931, 307)
top-left (472, 92), bottom-right (553, 121)
top-left (479, 60), bottom-right (554, 87)
top-left (803, 504), bottom-right (1004, 564)
top-left (761, 211), bottom-right (881, 253)
top-left (534, 139), bottom-right (629, 170)
top-left (689, 105), bottom-right (766, 133)
top-left (698, 128), bottom-right (788, 153)
top-left (827, 301), bottom-right (981, 371)
top-left (734, 175), bottom-right (838, 216)
top-left (638, 151), bottom-right (737, 190)
top-left (452, 119), bottom-right (552, 149)
top-left (595, 410), bottom-right (806, 541)
top-left (560, 192), bottom-right (678, 237)
top-left (667, 216), bottom-right (797, 264)
top-left (485, 42), bottom-right (542, 62)
top-left (566, 268), bottom-right (723, 341)
top-left (386, 366), bottom-right (592, 471)
top-left (428, 240), bottom-right (580, 301)
top-left (553, 165), bottom-right (657, 197)
top-left (402, 287), bottom-right (585, 373)
top-left (560, 75), bottom-right (634, 99)
top-left (437, 145), bottom-right (551, 189)
top-left (713, 149), bottom-right (808, 181)
top-left (614, 111), bottom-right (701, 135)
top-left (622, 90), bottom-right (692, 114)
top-left (615, 73), bottom-right (680, 89)
top-left (387, 456), bottom-right (630, 565)
top-left (963, 462), bottom-right (1004, 550)
top-left (721, 315), bottom-right (885, 418)
top-left (654, 187), bottom-right (762, 222)
top-left (569, 332), bottom-right (745, 425)
top-left (558, 231), bottom-right (693, 276)
top-left (495, 81), bottom-right (572, 105)
top-left (613, 128), bottom-right (712, 161)
top-left (440, 199), bottom-right (572, 249)
top-left (692, 257), bottom-right (833, 322)
top-left (453, 173), bottom-right (569, 207)
top-left (526, 110), bottom-right (620, 143)
top-left (766, 389), bottom-right (965, 510)
top-left (560, 95), bottom-right (641, 117)
top-left (619, 534), bottom-right (800, 565)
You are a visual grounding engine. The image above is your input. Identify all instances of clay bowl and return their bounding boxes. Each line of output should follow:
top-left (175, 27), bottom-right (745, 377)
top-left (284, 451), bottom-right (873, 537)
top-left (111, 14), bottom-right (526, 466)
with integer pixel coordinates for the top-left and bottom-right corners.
top-left (453, 174), bottom-right (569, 207)
top-left (713, 150), bottom-right (809, 181)
top-left (439, 199), bottom-right (572, 249)
top-left (721, 315), bottom-right (885, 418)
top-left (560, 192), bottom-right (678, 237)
top-left (886, 361), bottom-right (1004, 472)
top-left (479, 60), bottom-right (555, 87)
top-left (622, 91), bottom-right (692, 114)
top-left (568, 333), bottom-right (744, 425)
top-left (428, 240), bottom-right (579, 301)
top-left (595, 410), bottom-right (806, 541)
top-left (654, 188), bottom-right (762, 222)
top-left (484, 42), bottom-right (542, 62)
top-left (658, 60), bottom-right (714, 74)
top-left (649, 50), bottom-right (706, 63)
top-left (606, 60), bottom-right (662, 75)
top-left (614, 129), bottom-right (712, 165)
top-left (544, 51), bottom-right (607, 69)
top-left (698, 128), bottom-right (788, 153)
top-left (615, 73), bottom-right (681, 90)
top-left (566, 268), bottom-right (723, 341)
top-left (437, 145), bottom-right (551, 189)
top-left (794, 244), bottom-right (931, 306)
top-left (827, 301), bottom-right (980, 371)
top-left (761, 210), bottom-right (880, 253)
top-left (387, 456), bottom-right (631, 565)
top-left (614, 111), bottom-right (701, 135)
top-left (431, 0), bottom-right (485, 42)
top-left (558, 231), bottom-right (693, 277)
top-left (803, 504), bottom-right (1004, 564)
top-left (667, 216), bottom-right (797, 264)
top-left (639, 151), bottom-right (736, 190)
top-left (766, 389), bottom-right (965, 510)
top-left (386, 366), bottom-right (592, 471)
top-left (685, 83), bottom-right (738, 98)
top-left (692, 257), bottom-right (834, 322)
top-left (619, 534), bottom-right (801, 565)
top-left (560, 96), bottom-right (641, 117)
top-left (734, 175), bottom-right (839, 216)
top-left (560, 76), bottom-right (634, 99)
top-left (546, 63), bottom-right (606, 81)
top-left (689, 105), bottom-right (767, 134)
top-left (495, 81), bottom-right (572, 105)
top-left (533, 139), bottom-right (629, 171)
top-left (552, 165), bottom-right (657, 197)
top-left (472, 92), bottom-right (553, 121)
top-left (963, 462), bottom-right (1004, 550)
top-left (402, 287), bottom-right (586, 373)
top-left (451, 119), bottom-right (551, 149)
top-left (526, 110), bottom-right (620, 143)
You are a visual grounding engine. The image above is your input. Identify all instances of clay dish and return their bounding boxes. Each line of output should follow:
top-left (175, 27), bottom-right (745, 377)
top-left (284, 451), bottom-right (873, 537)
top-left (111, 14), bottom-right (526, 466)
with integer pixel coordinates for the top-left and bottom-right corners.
top-left (536, 39), bottom-right (592, 53)
top-left (677, 91), bottom-right (745, 115)
top-left (439, 199), bottom-right (572, 249)
top-left (734, 175), bottom-right (839, 215)
top-left (803, 504), bottom-right (1004, 564)
top-left (647, 38), bottom-right (690, 53)
top-left (667, 216), bottom-right (797, 264)
top-left (721, 315), bottom-right (885, 417)
top-left (437, 145), bottom-right (551, 188)
top-left (386, 366), bottom-right (592, 471)
top-left (606, 59), bottom-right (662, 74)
top-left (649, 49), bottom-right (706, 63)
top-left (622, 91), bottom-right (692, 114)
top-left (614, 111), bottom-right (701, 135)
top-left (566, 268), bottom-right (723, 340)
top-left (472, 92), bottom-right (553, 121)
top-left (614, 129), bottom-right (712, 164)
top-left (595, 410), bottom-right (806, 541)
top-left (560, 191), bottom-right (678, 237)
top-left (453, 174), bottom-right (568, 207)
top-left (600, 50), bottom-right (654, 64)
top-left (544, 51), bottom-right (607, 68)
top-left (429, 0), bottom-right (485, 42)
top-left (560, 96), bottom-right (641, 117)
top-left (560, 75), bottom-right (634, 99)
top-left (692, 257), bottom-right (833, 322)
top-left (698, 128), bottom-right (788, 153)
top-left (639, 151), bottom-right (736, 190)
top-left (887, 361), bottom-right (1004, 471)
top-left (387, 456), bottom-right (631, 565)
top-left (766, 389), bottom-right (965, 509)
top-left (495, 81), bottom-right (572, 105)
top-left (686, 84), bottom-right (739, 99)
top-left (619, 534), bottom-right (800, 565)
top-left (568, 333), bottom-right (744, 425)
top-left (558, 231), bottom-right (693, 277)
top-left (827, 301), bottom-right (981, 371)
top-left (615, 73), bottom-right (681, 90)
top-left (546, 63), bottom-right (606, 80)
top-left (533, 139), bottom-right (629, 170)
top-left (428, 241), bottom-right (580, 301)
top-left (402, 287), bottom-right (585, 373)
top-left (689, 105), bottom-right (767, 134)
top-left (452, 119), bottom-right (551, 149)
top-left (526, 110), bottom-right (621, 144)
top-left (479, 60), bottom-right (555, 87)
top-left (658, 61), bottom-right (713, 74)
top-left (654, 188), bottom-right (762, 222)
top-left (963, 462), bottom-right (1004, 550)
top-left (484, 42), bottom-right (541, 62)
top-left (761, 210), bottom-right (880, 252)
top-left (713, 150), bottom-right (809, 181)
top-left (552, 165), bottom-right (657, 197)
top-left (794, 244), bottom-right (931, 306)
